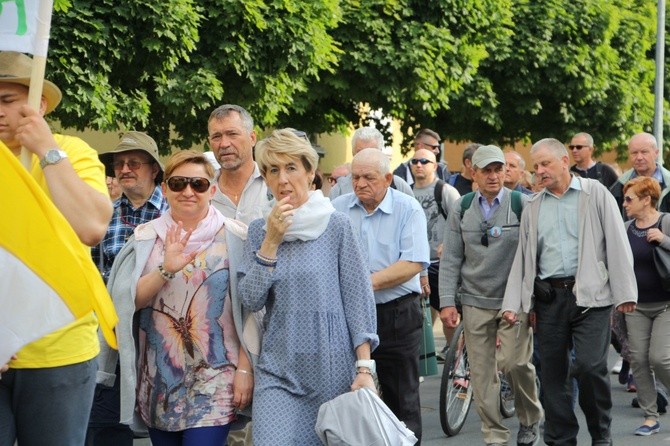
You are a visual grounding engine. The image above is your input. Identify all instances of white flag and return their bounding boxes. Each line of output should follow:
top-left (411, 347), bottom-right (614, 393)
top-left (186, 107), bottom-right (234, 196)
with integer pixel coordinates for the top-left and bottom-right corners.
top-left (0, 0), bottom-right (52, 56)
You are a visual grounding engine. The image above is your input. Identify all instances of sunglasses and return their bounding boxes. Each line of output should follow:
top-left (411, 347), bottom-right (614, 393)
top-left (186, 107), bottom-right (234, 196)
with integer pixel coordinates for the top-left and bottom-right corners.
top-left (623, 195), bottom-right (638, 203)
top-left (410, 158), bottom-right (434, 165)
top-left (568, 144), bottom-right (589, 151)
top-left (113, 160), bottom-right (152, 171)
top-left (166, 176), bottom-right (211, 193)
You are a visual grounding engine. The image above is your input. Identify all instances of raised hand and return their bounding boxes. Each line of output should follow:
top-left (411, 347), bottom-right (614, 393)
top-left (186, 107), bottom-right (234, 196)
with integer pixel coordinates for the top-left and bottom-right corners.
top-left (163, 221), bottom-right (197, 274)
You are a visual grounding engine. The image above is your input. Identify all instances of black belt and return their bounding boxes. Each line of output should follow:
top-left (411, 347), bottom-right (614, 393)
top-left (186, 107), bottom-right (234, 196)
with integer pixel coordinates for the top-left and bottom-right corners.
top-left (547, 276), bottom-right (575, 289)
top-left (376, 292), bottom-right (419, 307)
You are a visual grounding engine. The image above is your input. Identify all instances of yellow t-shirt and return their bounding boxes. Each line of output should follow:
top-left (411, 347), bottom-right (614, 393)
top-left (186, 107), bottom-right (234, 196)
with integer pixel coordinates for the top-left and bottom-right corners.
top-left (7, 134), bottom-right (108, 368)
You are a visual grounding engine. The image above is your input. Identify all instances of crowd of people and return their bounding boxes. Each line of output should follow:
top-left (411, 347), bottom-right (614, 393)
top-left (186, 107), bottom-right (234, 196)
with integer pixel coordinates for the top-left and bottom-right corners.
top-left (3, 49), bottom-right (670, 446)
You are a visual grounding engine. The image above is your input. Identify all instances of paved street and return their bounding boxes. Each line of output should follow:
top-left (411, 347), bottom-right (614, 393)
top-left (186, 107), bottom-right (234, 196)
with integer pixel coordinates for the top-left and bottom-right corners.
top-left (419, 325), bottom-right (670, 446)
top-left (135, 322), bottom-right (670, 445)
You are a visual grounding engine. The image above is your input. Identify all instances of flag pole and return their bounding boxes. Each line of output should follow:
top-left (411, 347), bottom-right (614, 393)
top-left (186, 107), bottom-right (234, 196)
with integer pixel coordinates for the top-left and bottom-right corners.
top-left (21, 0), bottom-right (54, 169)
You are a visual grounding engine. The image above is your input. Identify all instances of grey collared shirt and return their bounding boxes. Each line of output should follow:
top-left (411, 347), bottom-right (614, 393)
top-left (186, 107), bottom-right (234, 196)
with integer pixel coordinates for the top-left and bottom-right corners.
top-left (537, 176), bottom-right (581, 279)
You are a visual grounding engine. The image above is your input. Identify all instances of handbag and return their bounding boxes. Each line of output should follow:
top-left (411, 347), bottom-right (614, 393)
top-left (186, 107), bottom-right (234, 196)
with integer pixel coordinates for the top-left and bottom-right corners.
top-left (418, 297), bottom-right (438, 377)
top-left (653, 214), bottom-right (670, 291)
top-left (315, 387), bottom-right (418, 446)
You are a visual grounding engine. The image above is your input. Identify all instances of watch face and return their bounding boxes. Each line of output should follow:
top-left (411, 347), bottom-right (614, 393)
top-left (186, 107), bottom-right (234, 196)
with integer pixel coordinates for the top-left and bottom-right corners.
top-left (46, 151), bottom-right (61, 163)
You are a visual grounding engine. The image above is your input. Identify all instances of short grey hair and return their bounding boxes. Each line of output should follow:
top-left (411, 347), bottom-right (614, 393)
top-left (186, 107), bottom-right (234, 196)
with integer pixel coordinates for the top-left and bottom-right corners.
top-left (352, 147), bottom-right (390, 175)
top-left (208, 104), bottom-right (254, 133)
top-left (506, 150), bottom-right (526, 169)
top-left (351, 127), bottom-right (384, 153)
top-left (463, 143), bottom-right (481, 163)
top-left (531, 138), bottom-right (568, 159)
top-left (571, 132), bottom-right (594, 147)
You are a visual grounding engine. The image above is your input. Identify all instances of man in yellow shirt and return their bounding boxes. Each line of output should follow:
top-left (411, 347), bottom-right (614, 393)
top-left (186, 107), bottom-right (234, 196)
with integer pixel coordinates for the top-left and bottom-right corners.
top-left (0, 51), bottom-right (113, 445)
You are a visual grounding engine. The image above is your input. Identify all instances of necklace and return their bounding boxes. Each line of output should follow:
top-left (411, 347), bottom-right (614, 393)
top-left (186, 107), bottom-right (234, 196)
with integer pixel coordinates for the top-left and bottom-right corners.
top-left (218, 181), bottom-right (243, 203)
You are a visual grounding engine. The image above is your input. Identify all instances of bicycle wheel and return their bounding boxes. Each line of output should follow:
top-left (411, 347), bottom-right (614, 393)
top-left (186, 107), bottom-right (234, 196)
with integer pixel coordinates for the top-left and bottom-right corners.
top-left (499, 370), bottom-right (516, 418)
top-left (439, 323), bottom-right (473, 436)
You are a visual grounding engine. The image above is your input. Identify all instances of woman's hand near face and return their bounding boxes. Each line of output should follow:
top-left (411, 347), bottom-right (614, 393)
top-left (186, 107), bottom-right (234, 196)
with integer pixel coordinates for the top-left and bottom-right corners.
top-left (259, 196), bottom-right (294, 257)
top-left (163, 221), bottom-right (198, 273)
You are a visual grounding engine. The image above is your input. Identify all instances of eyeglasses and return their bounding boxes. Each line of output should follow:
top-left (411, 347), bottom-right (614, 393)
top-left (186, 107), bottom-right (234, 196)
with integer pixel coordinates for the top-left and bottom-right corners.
top-left (113, 160), bottom-right (153, 171)
top-left (623, 195), bottom-right (638, 203)
top-left (480, 222), bottom-right (490, 247)
top-left (410, 158), bottom-right (434, 165)
top-left (166, 176), bottom-right (211, 193)
top-left (415, 142), bottom-right (440, 150)
top-left (568, 145), bottom-right (590, 151)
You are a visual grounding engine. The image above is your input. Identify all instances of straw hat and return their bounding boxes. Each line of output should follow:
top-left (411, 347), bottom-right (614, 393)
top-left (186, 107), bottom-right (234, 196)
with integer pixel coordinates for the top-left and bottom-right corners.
top-left (0, 51), bottom-right (62, 114)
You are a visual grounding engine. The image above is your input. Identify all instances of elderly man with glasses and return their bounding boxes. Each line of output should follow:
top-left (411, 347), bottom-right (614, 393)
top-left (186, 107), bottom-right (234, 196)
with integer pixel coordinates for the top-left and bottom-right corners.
top-left (568, 132), bottom-right (618, 188)
top-left (439, 145), bottom-right (543, 446)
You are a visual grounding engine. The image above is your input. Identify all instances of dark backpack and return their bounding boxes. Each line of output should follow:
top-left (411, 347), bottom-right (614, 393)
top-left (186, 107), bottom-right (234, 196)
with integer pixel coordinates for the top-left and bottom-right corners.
top-left (459, 190), bottom-right (523, 221)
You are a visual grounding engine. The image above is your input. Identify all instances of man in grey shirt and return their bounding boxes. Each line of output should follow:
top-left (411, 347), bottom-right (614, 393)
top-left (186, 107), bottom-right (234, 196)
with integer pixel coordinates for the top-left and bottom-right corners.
top-left (502, 138), bottom-right (637, 446)
top-left (440, 145), bottom-right (542, 446)
top-left (207, 104), bottom-right (270, 224)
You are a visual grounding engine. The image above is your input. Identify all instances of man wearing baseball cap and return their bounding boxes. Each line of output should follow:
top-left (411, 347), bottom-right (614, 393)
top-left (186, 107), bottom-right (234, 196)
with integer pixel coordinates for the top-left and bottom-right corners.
top-left (0, 51), bottom-right (114, 445)
top-left (88, 131), bottom-right (168, 445)
top-left (439, 145), bottom-right (543, 446)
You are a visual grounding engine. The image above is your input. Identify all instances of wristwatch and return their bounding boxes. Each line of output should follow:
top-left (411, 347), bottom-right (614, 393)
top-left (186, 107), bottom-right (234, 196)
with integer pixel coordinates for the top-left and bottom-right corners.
top-left (40, 149), bottom-right (68, 169)
top-left (355, 359), bottom-right (376, 374)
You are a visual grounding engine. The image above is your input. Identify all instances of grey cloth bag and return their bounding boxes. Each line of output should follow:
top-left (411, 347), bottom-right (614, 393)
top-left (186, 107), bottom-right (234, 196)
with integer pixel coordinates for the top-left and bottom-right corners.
top-left (315, 387), bottom-right (417, 446)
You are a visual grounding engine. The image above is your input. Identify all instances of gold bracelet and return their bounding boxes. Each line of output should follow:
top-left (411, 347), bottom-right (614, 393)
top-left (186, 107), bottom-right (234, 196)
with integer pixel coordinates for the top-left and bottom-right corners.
top-left (356, 369), bottom-right (373, 375)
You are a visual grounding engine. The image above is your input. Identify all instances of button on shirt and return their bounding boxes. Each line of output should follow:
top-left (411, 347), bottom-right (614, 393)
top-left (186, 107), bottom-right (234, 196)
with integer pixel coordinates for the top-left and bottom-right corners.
top-left (537, 176), bottom-right (580, 279)
top-left (92, 186), bottom-right (168, 282)
top-left (332, 188), bottom-right (430, 304)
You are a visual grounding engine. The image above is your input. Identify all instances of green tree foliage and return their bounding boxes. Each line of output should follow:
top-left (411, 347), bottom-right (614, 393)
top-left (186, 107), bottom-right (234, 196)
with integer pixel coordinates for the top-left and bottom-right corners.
top-left (46, 0), bottom-right (659, 156)
top-left (437, 0), bottom-right (656, 158)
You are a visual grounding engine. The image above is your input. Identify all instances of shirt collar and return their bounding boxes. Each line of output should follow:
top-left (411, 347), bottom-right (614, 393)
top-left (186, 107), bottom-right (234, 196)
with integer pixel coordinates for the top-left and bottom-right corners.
top-left (351, 187), bottom-right (394, 215)
top-left (117, 185), bottom-right (165, 211)
top-left (475, 187), bottom-right (505, 205)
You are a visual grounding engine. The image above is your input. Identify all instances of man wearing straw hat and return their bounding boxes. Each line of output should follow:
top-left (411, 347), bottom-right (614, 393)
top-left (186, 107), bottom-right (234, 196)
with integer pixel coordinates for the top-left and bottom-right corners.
top-left (0, 51), bottom-right (113, 445)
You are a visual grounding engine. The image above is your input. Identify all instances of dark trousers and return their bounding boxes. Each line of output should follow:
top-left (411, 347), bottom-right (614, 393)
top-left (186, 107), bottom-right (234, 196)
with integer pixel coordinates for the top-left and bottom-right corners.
top-left (0, 359), bottom-right (97, 446)
top-left (373, 294), bottom-right (423, 443)
top-left (86, 363), bottom-right (134, 446)
top-left (535, 286), bottom-right (613, 446)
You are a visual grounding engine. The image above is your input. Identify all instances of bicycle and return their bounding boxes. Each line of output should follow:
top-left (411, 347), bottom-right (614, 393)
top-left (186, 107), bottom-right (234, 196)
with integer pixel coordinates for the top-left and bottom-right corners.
top-left (439, 321), bottom-right (516, 436)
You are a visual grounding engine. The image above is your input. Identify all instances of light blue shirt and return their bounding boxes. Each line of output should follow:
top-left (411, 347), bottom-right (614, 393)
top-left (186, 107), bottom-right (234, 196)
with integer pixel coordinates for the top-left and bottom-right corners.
top-left (332, 188), bottom-right (430, 304)
top-left (476, 188), bottom-right (505, 221)
top-left (537, 176), bottom-right (581, 279)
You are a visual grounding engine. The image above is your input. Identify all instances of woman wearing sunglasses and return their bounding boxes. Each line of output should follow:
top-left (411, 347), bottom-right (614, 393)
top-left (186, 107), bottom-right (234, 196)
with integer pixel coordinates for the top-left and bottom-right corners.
top-left (622, 176), bottom-right (670, 436)
top-left (106, 150), bottom-right (257, 446)
top-left (238, 129), bottom-right (378, 445)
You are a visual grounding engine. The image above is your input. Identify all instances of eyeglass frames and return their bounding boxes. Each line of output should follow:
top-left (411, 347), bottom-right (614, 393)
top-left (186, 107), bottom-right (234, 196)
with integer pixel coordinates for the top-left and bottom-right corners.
top-left (480, 222), bottom-right (490, 247)
top-left (113, 160), bottom-right (153, 171)
top-left (410, 158), bottom-right (434, 165)
top-left (623, 195), bottom-right (638, 203)
top-left (568, 144), bottom-right (590, 151)
top-left (166, 176), bottom-right (211, 193)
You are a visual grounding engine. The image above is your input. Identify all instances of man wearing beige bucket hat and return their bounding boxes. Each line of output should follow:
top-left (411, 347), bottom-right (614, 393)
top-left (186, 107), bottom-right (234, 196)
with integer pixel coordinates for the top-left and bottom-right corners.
top-left (88, 131), bottom-right (168, 445)
top-left (0, 51), bottom-right (114, 445)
